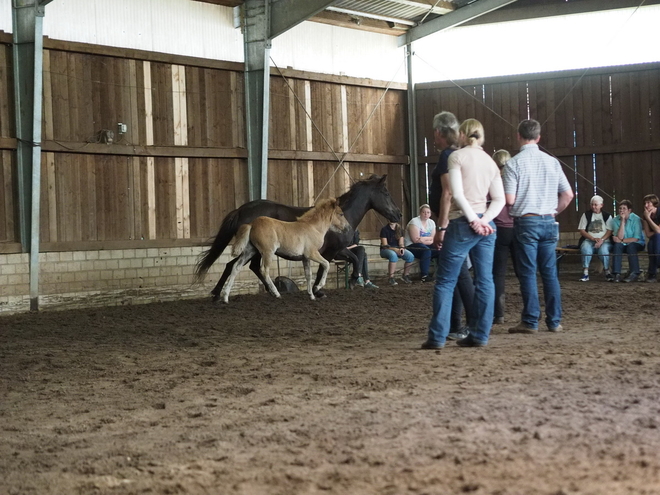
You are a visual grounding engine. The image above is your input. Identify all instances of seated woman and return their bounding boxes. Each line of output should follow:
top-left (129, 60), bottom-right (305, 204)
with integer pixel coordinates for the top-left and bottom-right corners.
top-left (379, 222), bottom-right (414, 286)
top-left (405, 204), bottom-right (440, 282)
top-left (610, 199), bottom-right (645, 283)
top-left (334, 229), bottom-right (379, 289)
top-left (642, 193), bottom-right (660, 283)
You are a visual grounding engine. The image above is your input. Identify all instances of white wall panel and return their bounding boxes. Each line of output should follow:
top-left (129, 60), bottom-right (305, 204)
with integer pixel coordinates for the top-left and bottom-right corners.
top-left (1, 0), bottom-right (403, 81)
top-left (272, 22), bottom-right (407, 83)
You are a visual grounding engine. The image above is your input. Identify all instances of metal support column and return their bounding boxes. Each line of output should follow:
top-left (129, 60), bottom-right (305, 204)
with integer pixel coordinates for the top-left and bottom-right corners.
top-left (406, 44), bottom-right (419, 215)
top-left (243, 0), bottom-right (271, 200)
top-left (12, 0), bottom-right (50, 311)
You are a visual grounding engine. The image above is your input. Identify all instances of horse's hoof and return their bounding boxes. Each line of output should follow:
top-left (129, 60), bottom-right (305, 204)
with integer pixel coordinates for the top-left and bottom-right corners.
top-left (211, 294), bottom-right (221, 303)
top-left (313, 290), bottom-right (326, 299)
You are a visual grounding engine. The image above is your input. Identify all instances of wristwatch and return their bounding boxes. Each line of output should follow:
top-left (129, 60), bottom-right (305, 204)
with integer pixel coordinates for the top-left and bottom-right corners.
top-left (436, 226), bottom-right (447, 232)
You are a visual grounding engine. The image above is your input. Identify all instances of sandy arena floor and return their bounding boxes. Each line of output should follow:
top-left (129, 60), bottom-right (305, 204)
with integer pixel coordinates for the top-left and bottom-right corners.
top-left (1, 271), bottom-right (659, 495)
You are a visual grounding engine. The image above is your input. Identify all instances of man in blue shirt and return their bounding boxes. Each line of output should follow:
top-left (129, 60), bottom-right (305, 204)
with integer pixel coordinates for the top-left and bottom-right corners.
top-left (610, 199), bottom-right (645, 283)
top-left (503, 119), bottom-right (574, 334)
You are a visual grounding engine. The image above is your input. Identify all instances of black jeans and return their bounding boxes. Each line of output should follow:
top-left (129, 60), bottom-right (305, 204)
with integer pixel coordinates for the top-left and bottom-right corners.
top-left (335, 246), bottom-right (368, 280)
top-left (493, 226), bottom-right (518, 319)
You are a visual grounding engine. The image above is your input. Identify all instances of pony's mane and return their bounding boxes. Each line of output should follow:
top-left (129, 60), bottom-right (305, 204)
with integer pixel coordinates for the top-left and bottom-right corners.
top-left (299, 198), bottom-right (336, 222)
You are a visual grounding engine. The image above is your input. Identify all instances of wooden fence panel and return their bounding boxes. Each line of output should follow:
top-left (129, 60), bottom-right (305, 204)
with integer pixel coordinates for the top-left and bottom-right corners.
top-left (0, 45), bottom-right (13, 138)
top-left (416, 65), bottom-right (660, 231)
top-left (0, 150), bottom-right (17, 244)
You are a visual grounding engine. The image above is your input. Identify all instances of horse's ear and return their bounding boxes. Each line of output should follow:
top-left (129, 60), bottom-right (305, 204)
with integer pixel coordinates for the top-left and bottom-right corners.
top-left (378, 174), bottom-right (387, 184)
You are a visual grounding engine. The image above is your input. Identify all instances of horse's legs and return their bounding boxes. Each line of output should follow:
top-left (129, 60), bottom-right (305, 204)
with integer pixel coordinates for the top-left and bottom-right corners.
top-left (211, 257), bottom-right (239, 301)
top-left (221, 246), bottom-right (255, 303)
top-left (248, 253), bottom-right (269, 288)
top-left (309, 251), bottom-right (331, 292)
top-left (259, 252), bottom-right (281, 298)
top-left (302, 258), bottom-right (315, 300)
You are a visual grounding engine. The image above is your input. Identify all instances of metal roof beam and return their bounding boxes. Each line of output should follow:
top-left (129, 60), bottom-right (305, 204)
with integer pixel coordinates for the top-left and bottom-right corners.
top-left (270, 0), bottom-right (338, 39)
top-left (399, 0), bottom-right (518, 46)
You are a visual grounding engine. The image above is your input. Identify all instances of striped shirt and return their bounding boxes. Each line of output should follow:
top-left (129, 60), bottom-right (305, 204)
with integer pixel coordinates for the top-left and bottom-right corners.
top-left (503, 144), bottom-right (571, 217)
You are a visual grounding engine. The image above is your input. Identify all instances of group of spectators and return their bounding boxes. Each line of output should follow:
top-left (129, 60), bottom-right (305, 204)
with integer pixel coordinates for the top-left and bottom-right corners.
top-left (418, 115), bottom-right (574, 349)
top-left (578, 194), bottom-right (660, 283)
top-left (341, 112), bottom-right (657, 351)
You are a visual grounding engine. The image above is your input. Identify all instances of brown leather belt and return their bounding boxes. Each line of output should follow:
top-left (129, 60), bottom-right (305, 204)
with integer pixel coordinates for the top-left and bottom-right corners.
top-left (521, 213), bottom-right (552, 217)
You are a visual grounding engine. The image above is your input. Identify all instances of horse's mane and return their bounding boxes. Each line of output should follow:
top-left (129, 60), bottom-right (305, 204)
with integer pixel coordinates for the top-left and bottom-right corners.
top-left (299, 198), bottom-right (337, 222)
top-left (337, 174), bottom-right (383, 207)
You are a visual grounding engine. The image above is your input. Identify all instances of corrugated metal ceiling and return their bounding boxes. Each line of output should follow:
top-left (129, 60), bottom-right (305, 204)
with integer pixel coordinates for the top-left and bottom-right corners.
top-left (327, 0), bottom-right (456, 26)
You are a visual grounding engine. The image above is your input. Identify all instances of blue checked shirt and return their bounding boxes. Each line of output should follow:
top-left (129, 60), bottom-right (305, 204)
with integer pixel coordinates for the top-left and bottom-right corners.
top-left (503, 144), bottom-right (571, 217)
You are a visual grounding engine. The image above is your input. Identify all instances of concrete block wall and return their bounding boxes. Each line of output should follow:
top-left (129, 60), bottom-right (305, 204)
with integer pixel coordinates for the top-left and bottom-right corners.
top-left (0, 241), bottom-right (397, 315)
top-left (4, 233), bottom-right (629, 315)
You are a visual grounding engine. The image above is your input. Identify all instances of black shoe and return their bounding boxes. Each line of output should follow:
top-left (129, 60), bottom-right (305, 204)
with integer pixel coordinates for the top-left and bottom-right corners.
top-left (420, 275), bottom-right (430, 283)
top-left (421, 341), bottom-right (444, 350)
top-left (456, 335), bottom-right (487, 347)
top-left (605, 272), bottom-right (614, 281)
top-left (623, 273), bottom-right (639, 283)
top-left (609, 274), bottom-right (621, 283)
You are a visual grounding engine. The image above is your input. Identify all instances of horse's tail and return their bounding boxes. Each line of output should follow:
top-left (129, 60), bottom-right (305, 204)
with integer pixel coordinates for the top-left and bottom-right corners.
top-left (231, 224), bottom-right (252, 257)
top-left (193, 208), bottom-right (242, 284)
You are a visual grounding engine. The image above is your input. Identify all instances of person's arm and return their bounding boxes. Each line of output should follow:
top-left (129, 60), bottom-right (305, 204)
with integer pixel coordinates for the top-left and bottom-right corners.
top-left (434, 174), bottom-right (452, 246)
top-left (643, 209), bottom-right (660, 235)
top-left (408, 223), bottom-right (422, 245)
top-left (482, 176), bottom-right (505, 224)
top-left (556, 188), bottom-right (574, 215)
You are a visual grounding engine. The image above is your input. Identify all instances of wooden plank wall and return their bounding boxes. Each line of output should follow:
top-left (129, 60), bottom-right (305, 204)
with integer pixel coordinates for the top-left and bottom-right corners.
top-left (0, 35), bottom-right (409, 252)
top-left (35, 49), bottom-right (250, 249)
top-left (415, 64), bottom-right (660, 232)
top-left (0, 43), bottom-right (19, 249)
top-left (267, 75), bottom-right (409, 238)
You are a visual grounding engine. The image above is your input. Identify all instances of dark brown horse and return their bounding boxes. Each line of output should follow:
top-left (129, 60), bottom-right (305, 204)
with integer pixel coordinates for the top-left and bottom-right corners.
top-left (194, 175), bottom-right (401, 300)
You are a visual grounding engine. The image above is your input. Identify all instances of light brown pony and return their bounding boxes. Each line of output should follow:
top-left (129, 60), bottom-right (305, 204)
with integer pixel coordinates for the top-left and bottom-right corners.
top-left (220, 198), bottom-right (349, 303)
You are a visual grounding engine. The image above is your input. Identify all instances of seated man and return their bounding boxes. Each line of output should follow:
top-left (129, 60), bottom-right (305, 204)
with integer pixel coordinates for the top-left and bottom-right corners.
top-left (610, 199), bottom-right (645, 283)
top-left (577, 195), bottom-right (613, 281)
top-left (642, 193), bottom-right (660, 283)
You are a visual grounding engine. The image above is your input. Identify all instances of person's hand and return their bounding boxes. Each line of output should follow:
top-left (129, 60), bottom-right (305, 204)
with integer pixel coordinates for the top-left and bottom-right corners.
top-left (470, 218), bottom-right (494, 236)
top-left (620, 210), bottom-right (629, 221)
top-left (612, 235), bottom-right (622, 243)
top-left (594, 238), bottom-right (603, 248)
top-left (433, 230), bottom-right (445, 248)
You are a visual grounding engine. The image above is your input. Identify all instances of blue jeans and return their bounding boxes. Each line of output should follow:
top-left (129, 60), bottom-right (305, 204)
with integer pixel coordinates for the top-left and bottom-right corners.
top-left (451, 259), bottom-right (475, 331)
top-left (580, 239), bottom-right (611, 270)
top-left (514, 216), bottom-right (561, 330)
top-left (427, 217), bottom-right (495, 345)
top-left (611, 242), bottom-right (644, 275)
top-left (406, 243), bottom-right (440, 277)
top-left (380, 248), bottom-right (414, 263)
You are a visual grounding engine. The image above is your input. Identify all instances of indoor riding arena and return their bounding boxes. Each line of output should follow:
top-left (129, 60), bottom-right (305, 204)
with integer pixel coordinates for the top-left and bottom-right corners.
top-left (1, 1), bottom-right (659, 494)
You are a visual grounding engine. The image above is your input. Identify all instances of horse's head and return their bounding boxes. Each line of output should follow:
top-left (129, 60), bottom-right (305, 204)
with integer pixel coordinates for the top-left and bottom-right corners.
top-left (328, 200), bottom-right (350, 234)
top-left (363, 175), bottom-right (402, 223)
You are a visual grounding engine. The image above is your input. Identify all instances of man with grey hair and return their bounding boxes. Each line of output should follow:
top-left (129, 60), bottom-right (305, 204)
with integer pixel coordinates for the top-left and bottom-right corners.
top-left (503, 119), bottom-right (574, 334)
top-left (577, 195), bottom-right (613, 281)
top-left (428, 111), bottom-right (474, 341)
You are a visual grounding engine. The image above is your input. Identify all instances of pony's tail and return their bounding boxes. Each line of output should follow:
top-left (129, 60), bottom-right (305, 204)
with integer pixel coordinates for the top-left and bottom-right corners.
top-left (231, 224), bottom-right (252, 257)
top-left (193, 208), bottom-right (242, 284)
